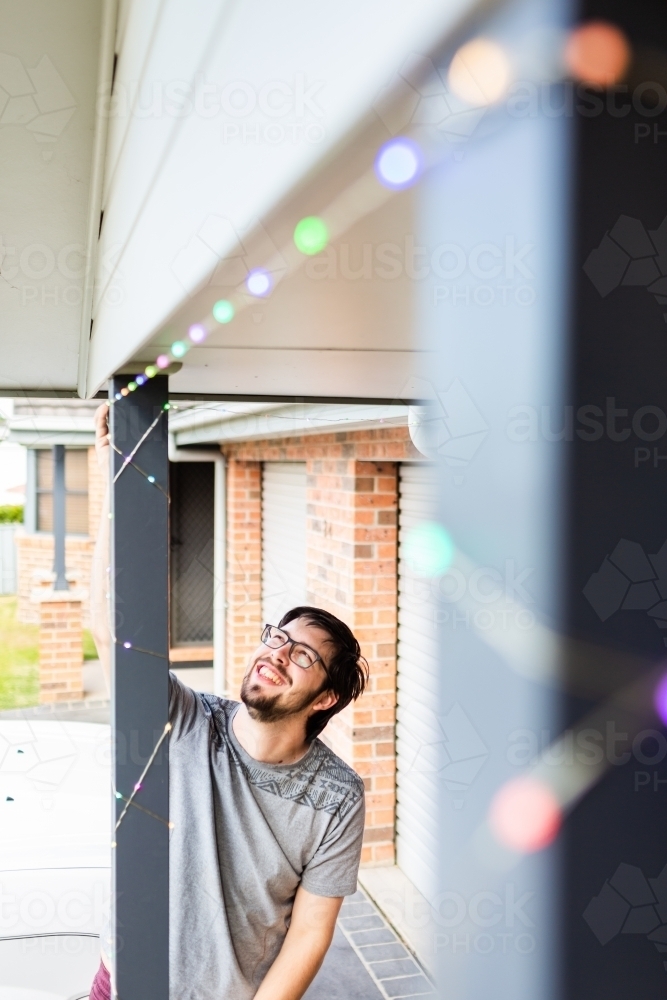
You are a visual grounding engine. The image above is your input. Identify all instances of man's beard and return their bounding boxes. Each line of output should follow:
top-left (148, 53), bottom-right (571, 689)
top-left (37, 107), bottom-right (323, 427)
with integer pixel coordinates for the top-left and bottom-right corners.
top-left (240, 669), bottom-right (326, 723)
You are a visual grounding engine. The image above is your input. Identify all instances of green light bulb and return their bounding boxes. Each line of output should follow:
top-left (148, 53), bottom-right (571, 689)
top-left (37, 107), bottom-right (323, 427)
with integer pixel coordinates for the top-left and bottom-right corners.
top-left (127, 381), bottom-right (137, 391)
top-left (145, 365), bottom-right (158, 378)
top-left (212, 299), bottom-right (235, 324)
top-left (294, 216), bottom-right (329, 256)
top-left (170, 341), bottom-right (188, 359)
top-left (404, 523), bottom-right (454, 578)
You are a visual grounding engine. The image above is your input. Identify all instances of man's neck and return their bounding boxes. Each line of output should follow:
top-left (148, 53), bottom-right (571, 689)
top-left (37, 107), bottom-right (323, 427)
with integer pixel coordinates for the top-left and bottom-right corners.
top-left (232, 703), bottom-right (311, 765)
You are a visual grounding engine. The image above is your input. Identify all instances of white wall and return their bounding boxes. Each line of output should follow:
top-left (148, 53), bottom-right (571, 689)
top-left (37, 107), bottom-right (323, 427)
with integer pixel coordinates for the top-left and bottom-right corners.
top-left (0, 0), bottom-right (109, 392)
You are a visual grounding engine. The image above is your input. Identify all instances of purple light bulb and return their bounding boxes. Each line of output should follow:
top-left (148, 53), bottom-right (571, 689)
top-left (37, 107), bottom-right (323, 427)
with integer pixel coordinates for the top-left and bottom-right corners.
top-left (655, 673), bottom-right (667, 726)
top-left (188, 323), bottom-right (207, 343)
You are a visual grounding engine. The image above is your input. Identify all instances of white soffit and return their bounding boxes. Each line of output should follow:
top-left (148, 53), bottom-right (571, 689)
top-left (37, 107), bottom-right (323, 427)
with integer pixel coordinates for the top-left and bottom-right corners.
top-left (165, 183), bottom-right (435, 401)
top-left (86, 0), bottom-right (480, 395)
top-left (0, 0), bottom-right (114, 393)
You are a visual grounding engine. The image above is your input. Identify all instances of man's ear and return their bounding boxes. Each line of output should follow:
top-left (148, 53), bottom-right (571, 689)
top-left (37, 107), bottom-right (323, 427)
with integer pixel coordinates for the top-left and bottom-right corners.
top-left (309, 690), bottom-right (338, 714)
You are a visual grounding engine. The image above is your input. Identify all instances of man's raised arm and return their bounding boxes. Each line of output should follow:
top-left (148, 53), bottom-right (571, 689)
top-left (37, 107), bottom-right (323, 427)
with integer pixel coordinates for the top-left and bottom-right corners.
top-left (90, 402), bottom-right (111, 687)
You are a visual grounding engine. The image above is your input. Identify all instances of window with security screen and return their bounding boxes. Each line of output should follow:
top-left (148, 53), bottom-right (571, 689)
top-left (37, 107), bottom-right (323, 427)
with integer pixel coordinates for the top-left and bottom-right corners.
top-left (35, 449), bottom-right (89, 535)
top-left (170, 462), bottom-right (214, 645)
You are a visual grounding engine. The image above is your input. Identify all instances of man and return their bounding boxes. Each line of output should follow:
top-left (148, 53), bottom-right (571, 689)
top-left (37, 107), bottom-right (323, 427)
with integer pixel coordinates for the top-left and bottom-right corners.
top-left (90, 403), bottom-right (368, 999)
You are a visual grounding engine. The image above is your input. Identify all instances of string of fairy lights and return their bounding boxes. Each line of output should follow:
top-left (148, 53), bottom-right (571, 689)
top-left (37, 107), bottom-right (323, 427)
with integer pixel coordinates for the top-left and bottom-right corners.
top-left (111, 723), bottom-right (173, 846)
top-left (104, 135), bottom-right (422, 407)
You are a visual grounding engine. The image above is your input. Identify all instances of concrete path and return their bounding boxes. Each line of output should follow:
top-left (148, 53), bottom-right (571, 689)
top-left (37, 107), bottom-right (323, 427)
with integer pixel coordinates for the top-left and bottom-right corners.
top-left (309, 891), bottom-right (436, 1000)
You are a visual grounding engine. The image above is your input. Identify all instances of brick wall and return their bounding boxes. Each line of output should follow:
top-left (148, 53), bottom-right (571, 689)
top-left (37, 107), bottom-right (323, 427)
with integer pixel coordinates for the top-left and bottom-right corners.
top-left (16, 447), bottom-right (102, 628)
top-left (16, 532), bottom-right (93, 625)
top-left (225, 459), bottom-right (262, 699)
top-left (305, 458), bottom-right (398, 865)
top-left (37, 594), bottom-right (84, 702)
top-left (223, 423), bottom-right (419, 865)
top-left (227, 424), bottom-right (416, 465)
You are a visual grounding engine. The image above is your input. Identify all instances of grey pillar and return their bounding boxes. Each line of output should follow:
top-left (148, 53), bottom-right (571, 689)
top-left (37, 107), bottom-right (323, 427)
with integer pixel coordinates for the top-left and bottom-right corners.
top-left (52, 444), bottom-right (68, 590)
top-left (110, 375), bottom-right (169, 1000)
top-left (421, 0), bottom-right (667, 998)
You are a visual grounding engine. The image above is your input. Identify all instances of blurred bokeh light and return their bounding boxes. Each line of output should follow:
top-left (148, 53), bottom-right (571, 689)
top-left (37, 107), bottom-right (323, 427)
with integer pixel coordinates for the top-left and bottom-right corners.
top-left (489, 776), bottom-right (561, 853)
top-left (564, 20), bottom-right (630, 86)
top-left (447, 37), bottom-right (512, 106)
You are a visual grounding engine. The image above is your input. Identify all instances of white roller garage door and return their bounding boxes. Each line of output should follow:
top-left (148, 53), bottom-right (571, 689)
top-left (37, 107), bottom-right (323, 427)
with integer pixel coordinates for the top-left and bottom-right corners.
top-left (396, 463), bottom-right (440, 902)
top-left (262, 463), bottom-right (307, 626)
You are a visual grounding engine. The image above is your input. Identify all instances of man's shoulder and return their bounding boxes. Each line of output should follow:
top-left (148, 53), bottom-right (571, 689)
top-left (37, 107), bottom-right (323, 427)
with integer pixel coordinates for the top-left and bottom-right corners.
top-left (294, 741), bottom-right (365, 822)
top-left (238, 737), bottom-right (364, 820)
top-left (311, 739), bottom-right (365, 798)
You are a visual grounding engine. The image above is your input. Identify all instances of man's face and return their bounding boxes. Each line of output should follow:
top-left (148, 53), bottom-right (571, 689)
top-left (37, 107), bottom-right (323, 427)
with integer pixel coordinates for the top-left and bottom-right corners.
top-left (240, 617), bottom-right (336, 723)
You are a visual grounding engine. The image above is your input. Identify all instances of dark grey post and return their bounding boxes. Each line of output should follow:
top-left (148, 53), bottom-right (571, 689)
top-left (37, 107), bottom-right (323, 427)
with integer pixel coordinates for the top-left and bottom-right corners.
top-left (422, 1), bottom-right (667, 999)
top-left (52, 444), bottom-right (68, 590)
top-left (110, 375), bottom-right (169, 1000)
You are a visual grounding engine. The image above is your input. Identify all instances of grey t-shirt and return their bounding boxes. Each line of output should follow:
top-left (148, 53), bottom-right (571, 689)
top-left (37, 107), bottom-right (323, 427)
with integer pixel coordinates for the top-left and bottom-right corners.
top-left (168, 673), bottom-right (365, 999)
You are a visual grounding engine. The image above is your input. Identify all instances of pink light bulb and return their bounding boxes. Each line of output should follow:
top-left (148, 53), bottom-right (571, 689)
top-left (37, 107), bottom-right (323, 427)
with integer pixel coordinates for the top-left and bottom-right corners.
top-left (156, 354), bottom-right (170, 369)
top-left (489, 776), bottom-right (561, 853)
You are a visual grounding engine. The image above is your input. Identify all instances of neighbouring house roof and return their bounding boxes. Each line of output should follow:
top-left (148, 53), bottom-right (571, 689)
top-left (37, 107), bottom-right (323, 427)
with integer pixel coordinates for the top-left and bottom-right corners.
top-left (6, 399), bottom-right (97, 447)
top-left (169, 401), bottom-right (410, 448)
top-left (4, 396), bottom-right (410, 450)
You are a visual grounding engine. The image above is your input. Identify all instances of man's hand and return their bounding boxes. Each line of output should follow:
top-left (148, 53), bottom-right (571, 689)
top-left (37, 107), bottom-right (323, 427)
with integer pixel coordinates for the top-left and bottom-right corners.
top-left (253, 887), bottom-right (342, 1000)
top-left (91, 402), bottom-right (111, 686)
top-left (94, 403), bottom-right (110, 478)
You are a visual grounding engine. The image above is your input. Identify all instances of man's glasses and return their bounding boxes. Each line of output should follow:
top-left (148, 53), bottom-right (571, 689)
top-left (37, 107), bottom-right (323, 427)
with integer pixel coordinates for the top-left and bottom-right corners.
top-left (261, 625), bottom-right (323, 671)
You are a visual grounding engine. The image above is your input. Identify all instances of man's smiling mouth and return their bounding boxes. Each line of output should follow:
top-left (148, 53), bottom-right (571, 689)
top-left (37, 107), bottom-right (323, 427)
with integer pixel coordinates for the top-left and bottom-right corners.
top-left (256, 663), bottom-right (287, 686)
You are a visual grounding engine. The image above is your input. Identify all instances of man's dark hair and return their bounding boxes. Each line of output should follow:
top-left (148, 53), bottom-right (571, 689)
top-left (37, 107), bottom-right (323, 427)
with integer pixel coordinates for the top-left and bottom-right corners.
top-left (278, 606), bottom-right (369, 742)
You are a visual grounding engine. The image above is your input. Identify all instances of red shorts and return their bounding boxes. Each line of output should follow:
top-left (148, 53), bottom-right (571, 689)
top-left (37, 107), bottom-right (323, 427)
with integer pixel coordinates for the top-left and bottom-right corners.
top-left (90, 961), bottom-right (111, 1000)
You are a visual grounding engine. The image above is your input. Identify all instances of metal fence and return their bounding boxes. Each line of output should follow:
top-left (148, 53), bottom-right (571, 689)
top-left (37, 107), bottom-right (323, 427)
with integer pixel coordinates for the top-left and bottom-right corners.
top-left (0, 524), bottom-right (17, 594)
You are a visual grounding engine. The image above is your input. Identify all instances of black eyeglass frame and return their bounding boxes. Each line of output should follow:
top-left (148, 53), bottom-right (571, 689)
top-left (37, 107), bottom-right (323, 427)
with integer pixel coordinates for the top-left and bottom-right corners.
top-left (261, 624), bottom-right (326, 672)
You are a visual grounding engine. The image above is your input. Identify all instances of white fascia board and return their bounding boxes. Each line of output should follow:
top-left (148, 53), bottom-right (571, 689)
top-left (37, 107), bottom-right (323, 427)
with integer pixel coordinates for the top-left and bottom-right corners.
top-left (7, 415), bottom-right (95, 432)
top-left (8, 430), bottom-right (95, 446)
top-left (87, 0), bottom-right (482, 392)
top-left (168, 401), bottom-right (284, 432)
top-left (171, 403), bottom-right (408, 447)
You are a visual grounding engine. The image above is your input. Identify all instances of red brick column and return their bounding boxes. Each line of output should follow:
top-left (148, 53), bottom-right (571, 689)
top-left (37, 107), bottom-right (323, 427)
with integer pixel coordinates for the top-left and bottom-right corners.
top-left (225, 459), bottom-right (262, 698)
top-left (306, 459), bottom-right (398, 865)
top-left (16, 533), bottom-right (93, 626)
top-left (34, 590), bottom-right (85, 702)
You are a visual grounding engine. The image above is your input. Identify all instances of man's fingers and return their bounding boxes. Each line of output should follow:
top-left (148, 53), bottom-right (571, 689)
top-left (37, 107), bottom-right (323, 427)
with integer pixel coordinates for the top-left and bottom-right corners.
top-left (95, 402), bottom-right (110, 438)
